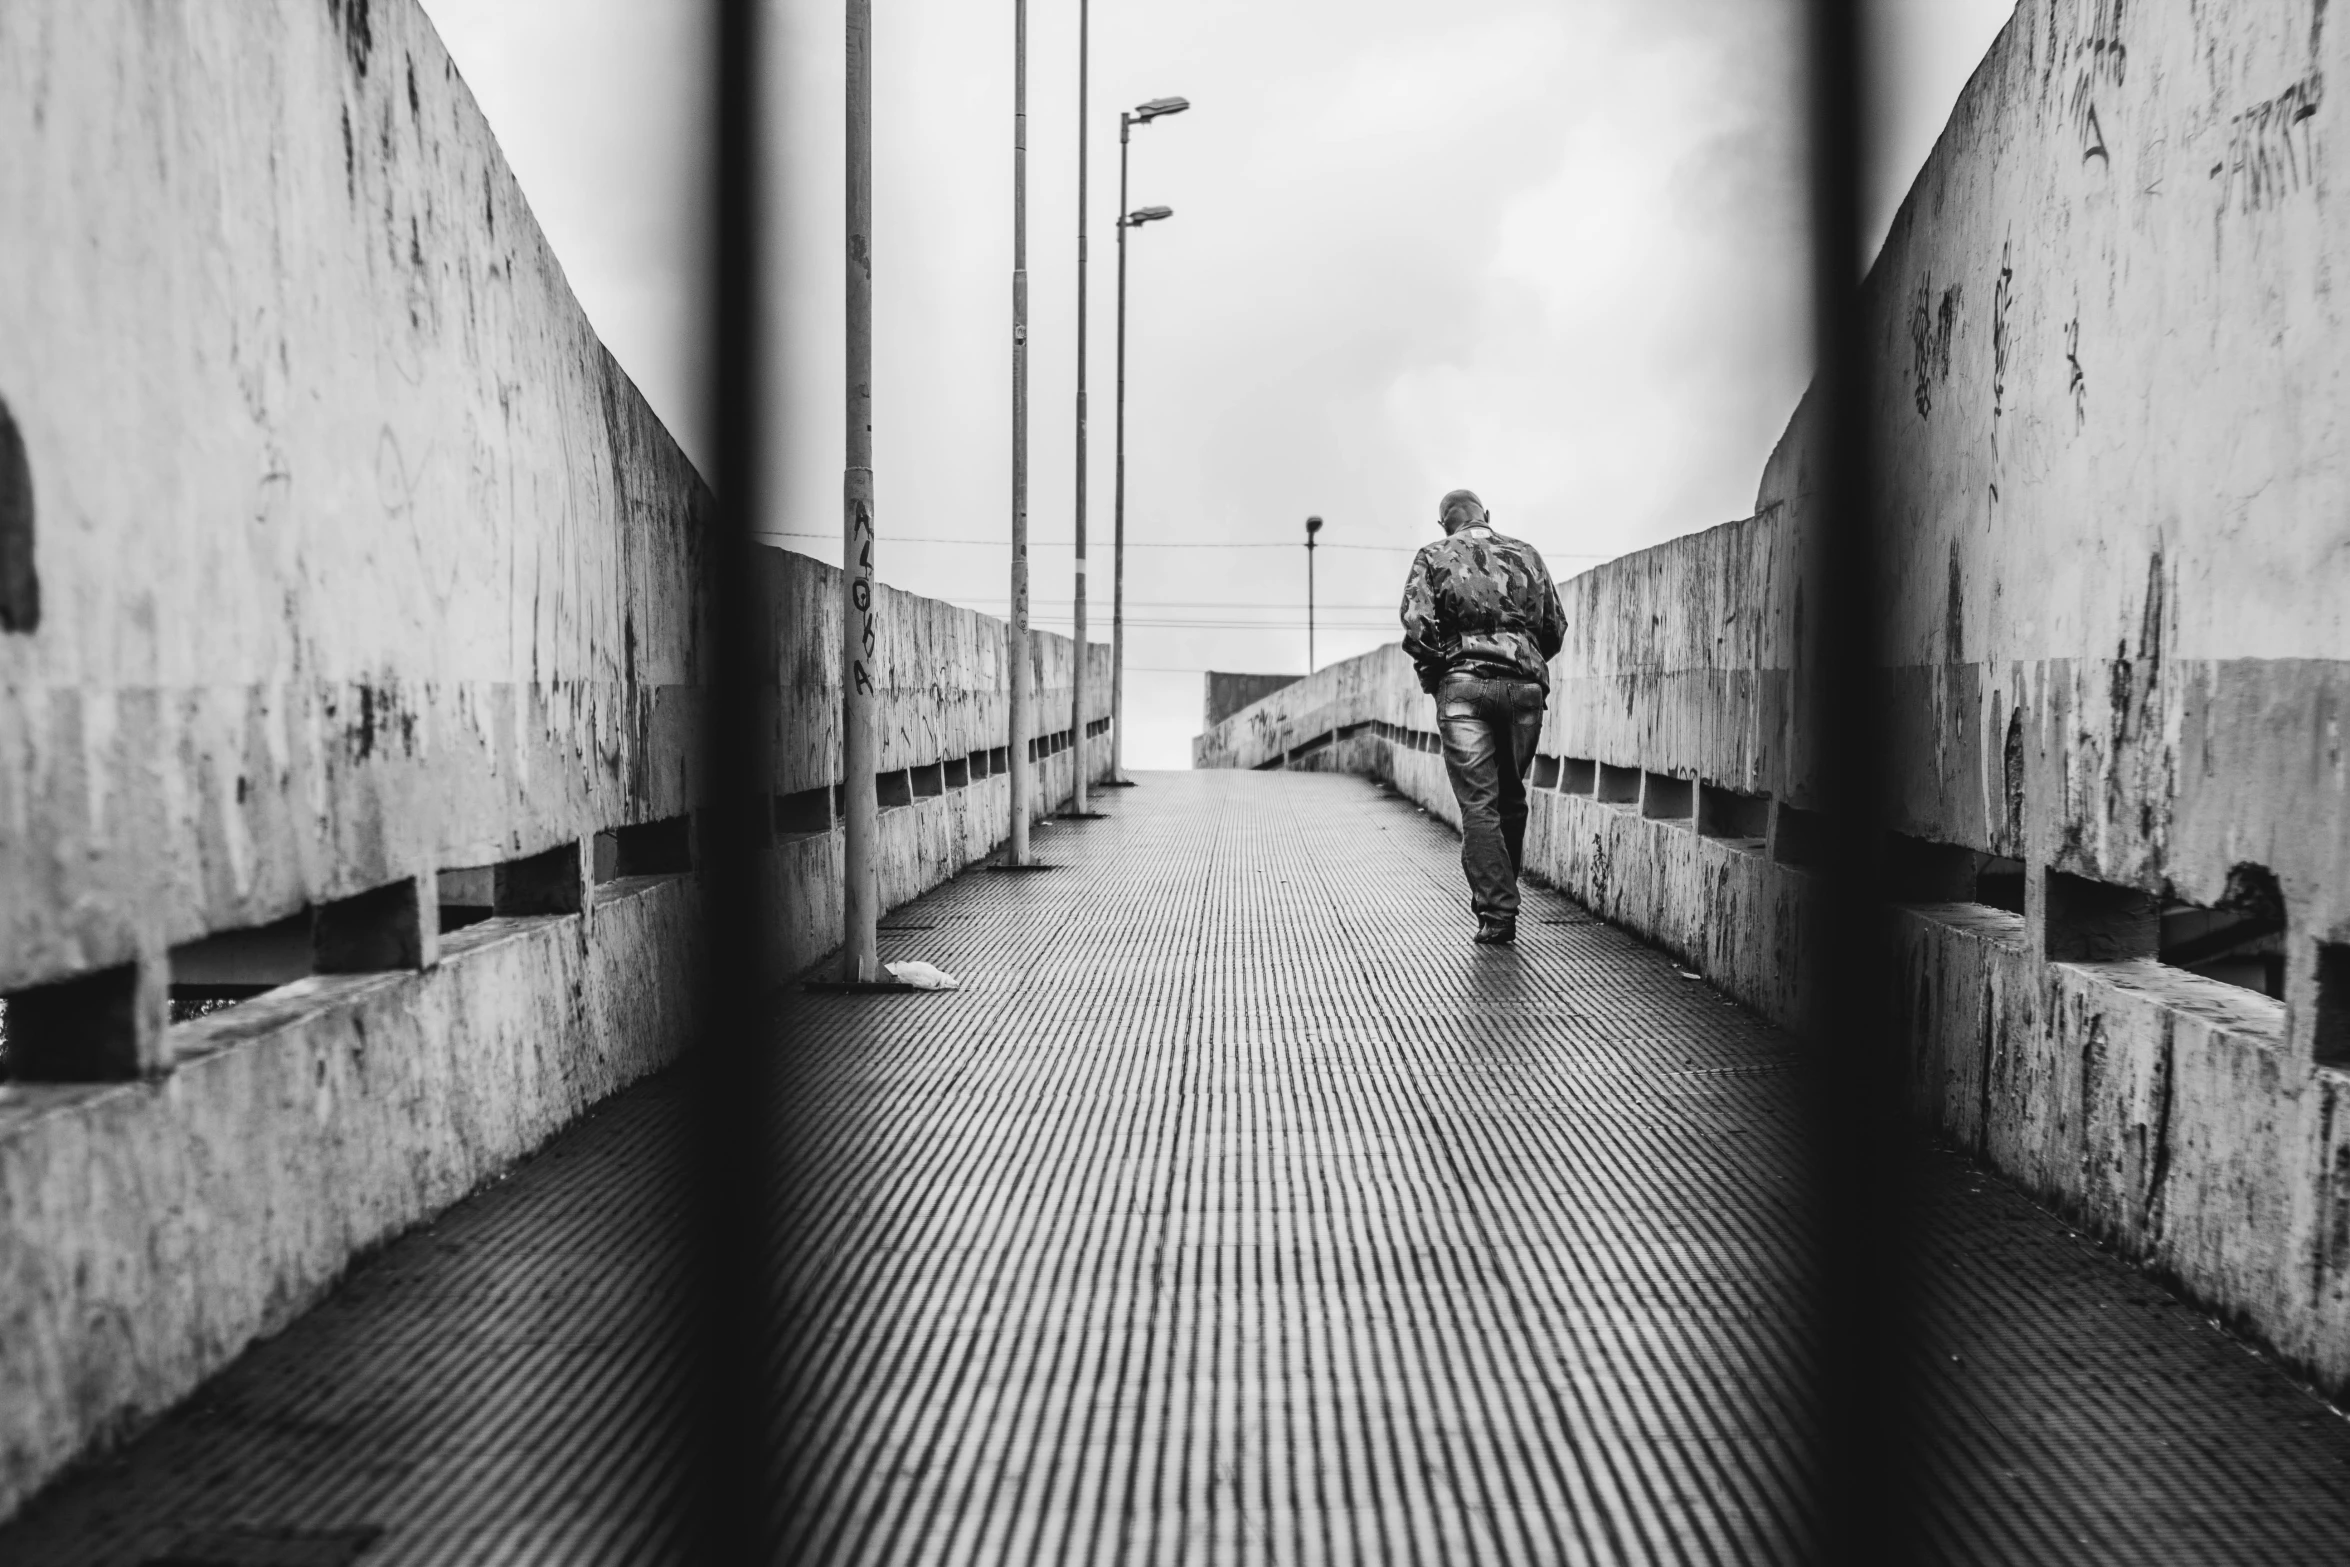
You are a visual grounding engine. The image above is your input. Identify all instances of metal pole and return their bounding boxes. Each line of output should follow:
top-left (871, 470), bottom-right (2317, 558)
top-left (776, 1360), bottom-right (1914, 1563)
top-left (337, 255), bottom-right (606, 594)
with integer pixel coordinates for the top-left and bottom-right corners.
top-left (1007, 0), bottom-right (1034, 864)
top-left (1069, 0), bottom-right (1090, 815)
top-left (1110, 115), bottom-right (1131, 784)
top-left (841, 0), bottom-right (880, 980)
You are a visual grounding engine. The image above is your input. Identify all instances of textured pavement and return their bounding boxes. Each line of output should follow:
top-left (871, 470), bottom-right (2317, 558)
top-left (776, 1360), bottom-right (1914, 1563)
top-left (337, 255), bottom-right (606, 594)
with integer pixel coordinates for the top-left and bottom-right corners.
top-left (6, 769), bottom-right (2350, 1564)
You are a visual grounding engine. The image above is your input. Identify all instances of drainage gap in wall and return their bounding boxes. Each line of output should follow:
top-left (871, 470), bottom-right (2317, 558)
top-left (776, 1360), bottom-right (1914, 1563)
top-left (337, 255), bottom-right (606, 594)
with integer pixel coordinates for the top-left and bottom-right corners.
top-left (594, 814), bottom-right (694, 884)
top-left (2315, 943), bottom-right (2350, 1071)
top-left (1640, 772), bottom-right (1693, 822)
top-left (1884, 833), bottom-right (1979, 902)
top-left (2158, 864), bottom-right (2285, 999)
top-left (2044, 869), bottom-right (2159, 963)
top-left (315, 878), bottom-right (426, 973)
top-left (875, 769), bottom-right (914, 810)
top-left (1560, 758), bottom-right (1596, 795)
top-left (775, 786), bottom-right (834, 841)
top-left (1698, 784), bottom-right (1771, 846)
top-left (491, 841), bottom-right (584, 918)
top-left (966, 748), bottom-right (992, 781)
top-left (1, 962), bottom-right (140, 1081)
top-left (170, 909), bottom-right (315, 1019)
top-left (0, 391), bottom-right (36, 633)
top-left (943, 755), bottom-right (971, 790)
top-left (436, 867), bottom-right (495, 932)
top-left (988, 745), bottom-right (1010, 774)
top-left (911, 761), bottom-right (946, 799)
top-left (1530, 755), bottom-right (1562, 791)
top-left (1771, 804), bottom-right (1829, 867)
top-left (1975, 855), bottom-right (2027, 913)
top-left (1597, 763), bottom-right (1640, 805)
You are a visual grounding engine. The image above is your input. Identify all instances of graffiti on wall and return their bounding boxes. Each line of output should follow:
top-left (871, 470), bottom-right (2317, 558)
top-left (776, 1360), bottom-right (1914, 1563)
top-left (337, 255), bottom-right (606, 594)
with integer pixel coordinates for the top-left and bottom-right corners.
top-left (1989, 241), bottom-right (2017, 511)
top-left (2210, 1), bottom-right (2328, 216)
top-left (1911, 277), bottom-right (1961, 419)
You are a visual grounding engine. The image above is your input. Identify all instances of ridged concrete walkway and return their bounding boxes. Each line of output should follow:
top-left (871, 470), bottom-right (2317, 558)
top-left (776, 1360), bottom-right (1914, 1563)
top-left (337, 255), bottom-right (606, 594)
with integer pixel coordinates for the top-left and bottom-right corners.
top-left (6, 770), bottom-right (2350, 1564)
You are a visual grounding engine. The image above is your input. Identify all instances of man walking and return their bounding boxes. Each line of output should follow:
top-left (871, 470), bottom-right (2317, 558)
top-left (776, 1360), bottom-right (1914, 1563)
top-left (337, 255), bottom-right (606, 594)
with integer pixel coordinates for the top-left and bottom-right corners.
top-left (1399, 489), bottom-right (1567, 945)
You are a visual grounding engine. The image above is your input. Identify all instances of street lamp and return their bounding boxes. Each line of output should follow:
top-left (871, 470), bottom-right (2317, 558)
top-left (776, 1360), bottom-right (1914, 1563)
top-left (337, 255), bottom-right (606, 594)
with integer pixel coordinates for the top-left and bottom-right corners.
top-left (839, 0), bottom-right (881, 976)
top-left (1110, 94), bottom-right (1187, 784)
top-left (1304, 515), bottom-right (1324, 673)
top-left (1070, 1), bottom-right (1094, 815)
top-left (1007, 0), bottom-right (1036, 865)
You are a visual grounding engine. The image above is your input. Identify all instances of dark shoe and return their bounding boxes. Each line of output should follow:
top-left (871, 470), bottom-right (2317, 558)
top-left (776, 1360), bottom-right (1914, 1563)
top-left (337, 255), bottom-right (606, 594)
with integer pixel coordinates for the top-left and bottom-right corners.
top-left (1474, 916), bottom-right (1516, 946)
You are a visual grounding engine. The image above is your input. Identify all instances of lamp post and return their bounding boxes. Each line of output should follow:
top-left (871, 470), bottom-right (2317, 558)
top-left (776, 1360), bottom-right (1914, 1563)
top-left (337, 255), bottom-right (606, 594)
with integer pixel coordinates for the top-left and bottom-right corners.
top-left (1304, 515), bottom-right (1323, 672)
top-left (1076, 9), bottom-right (1090, 822)
top-left (1007, 0), bottom-right (1034, 865)
top-left (840, 0), bottom-right (880, 978)
top-left (1111, 95), bottom-right (1187, 783)
top-left (1069, 3), bottom-right (1093, 813)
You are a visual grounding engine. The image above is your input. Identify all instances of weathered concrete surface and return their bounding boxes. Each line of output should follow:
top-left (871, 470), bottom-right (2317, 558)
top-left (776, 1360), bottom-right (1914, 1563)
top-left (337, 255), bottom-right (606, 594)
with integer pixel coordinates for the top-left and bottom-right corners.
top-left (19, 770), bottom-right (2350, 1565)
top-left (1201, 670), bottom-right (1303, 731)
top-left (0, 0), bottom-right (704, 1010)
top-left (0, 0), bottom-right (1110, 1524)
top-left (1196, 0), bottom-right (2350, 1393)
top-left (0, 877), bottom-right (694, 1521)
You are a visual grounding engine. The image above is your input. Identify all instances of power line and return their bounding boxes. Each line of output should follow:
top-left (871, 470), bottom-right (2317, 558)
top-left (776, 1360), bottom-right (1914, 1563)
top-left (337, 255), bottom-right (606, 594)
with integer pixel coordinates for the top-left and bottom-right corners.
top-left (757, 530), bottom-right (1615, 560)
top-left (1025, 621), bottom-right (1396, 631)
top-left (957, 599), bottom-right (1404, 610)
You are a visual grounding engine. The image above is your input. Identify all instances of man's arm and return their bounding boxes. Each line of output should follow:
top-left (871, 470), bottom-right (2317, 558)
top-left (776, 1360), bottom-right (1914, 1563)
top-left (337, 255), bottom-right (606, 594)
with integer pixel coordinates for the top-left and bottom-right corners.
top-left (1398, 547), bottom-right (1449, 691)
top-left (1535, 562), bottom-right (1566, 663)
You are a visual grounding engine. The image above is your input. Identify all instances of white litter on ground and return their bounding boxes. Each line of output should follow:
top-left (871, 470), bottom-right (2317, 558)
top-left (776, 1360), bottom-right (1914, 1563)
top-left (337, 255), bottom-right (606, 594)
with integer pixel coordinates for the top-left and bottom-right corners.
top-left (886, 960), bottom-right (962, 991)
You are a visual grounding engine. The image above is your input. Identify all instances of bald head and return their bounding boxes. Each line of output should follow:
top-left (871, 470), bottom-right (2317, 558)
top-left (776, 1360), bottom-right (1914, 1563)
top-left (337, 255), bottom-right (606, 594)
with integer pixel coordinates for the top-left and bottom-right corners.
top-left (1438, 488), bottom-right (1488, 534)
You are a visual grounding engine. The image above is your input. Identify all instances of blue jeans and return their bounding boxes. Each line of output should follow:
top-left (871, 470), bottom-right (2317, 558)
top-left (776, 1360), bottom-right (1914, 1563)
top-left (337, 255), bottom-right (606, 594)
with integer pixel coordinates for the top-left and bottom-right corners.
top-left (1435, 676), bottom-right (1548, 919)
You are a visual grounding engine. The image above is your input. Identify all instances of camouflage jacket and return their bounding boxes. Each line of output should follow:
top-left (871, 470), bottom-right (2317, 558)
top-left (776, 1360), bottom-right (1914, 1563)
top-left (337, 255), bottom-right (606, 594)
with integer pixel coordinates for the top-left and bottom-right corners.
top-left (1398, 526), bottom-right (1567, 692)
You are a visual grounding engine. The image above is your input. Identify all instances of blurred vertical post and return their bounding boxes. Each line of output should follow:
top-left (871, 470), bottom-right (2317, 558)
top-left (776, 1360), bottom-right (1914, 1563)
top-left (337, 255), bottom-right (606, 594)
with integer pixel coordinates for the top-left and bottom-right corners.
top-left (841, 0), bottom-right (880, 978)
top-left (698, 0), bottom-right (774, 1553)
top-left (1802, 1), bottom-right (1920, 1562)
top-left (1069, 0), bottom-right (1091, 815)
top-left (1007, 0), bottom-right (1034, 863)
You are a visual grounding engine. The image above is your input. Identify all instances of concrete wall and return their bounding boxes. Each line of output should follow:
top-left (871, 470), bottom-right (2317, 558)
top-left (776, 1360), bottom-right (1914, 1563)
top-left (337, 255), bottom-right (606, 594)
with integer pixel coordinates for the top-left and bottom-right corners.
top-left (0, 0), bottom-right (1107, 1522)
top-left (762, 545), bottom-right (1113, 969)
top-left (1198, 0), bottom-right (2350, 1393)
top-left (1202, 671), bottom-right (1303, 731)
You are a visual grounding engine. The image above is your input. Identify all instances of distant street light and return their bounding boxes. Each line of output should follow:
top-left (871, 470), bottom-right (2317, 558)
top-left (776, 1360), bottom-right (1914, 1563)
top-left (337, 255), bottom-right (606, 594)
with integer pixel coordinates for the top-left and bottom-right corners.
top-left (1304, 515), bottom-right (1324, 672)
top-left (1110, 94), bottom-right (1187, 783)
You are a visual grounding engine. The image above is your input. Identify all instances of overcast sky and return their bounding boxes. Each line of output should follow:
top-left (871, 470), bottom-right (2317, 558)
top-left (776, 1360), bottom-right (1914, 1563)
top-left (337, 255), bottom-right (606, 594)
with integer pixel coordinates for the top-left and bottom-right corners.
top-left (421, 0), bottom-right (2013, 767)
